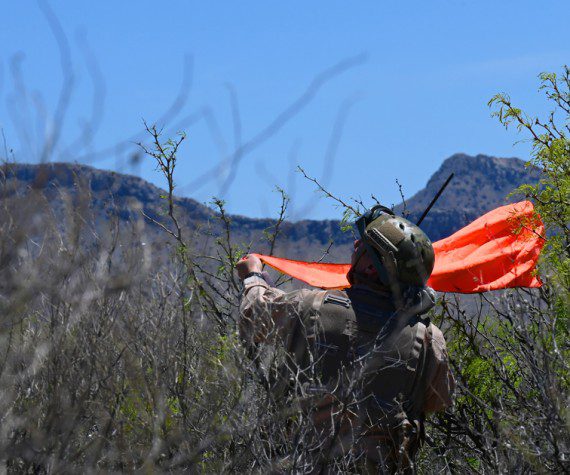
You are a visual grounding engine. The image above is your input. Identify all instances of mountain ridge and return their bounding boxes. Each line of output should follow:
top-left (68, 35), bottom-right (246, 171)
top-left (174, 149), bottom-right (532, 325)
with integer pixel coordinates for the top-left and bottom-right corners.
top-left (1, 153), bottom-right (539, 261)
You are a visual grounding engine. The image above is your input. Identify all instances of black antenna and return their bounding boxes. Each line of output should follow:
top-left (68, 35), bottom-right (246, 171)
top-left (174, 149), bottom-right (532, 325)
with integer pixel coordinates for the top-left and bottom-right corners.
top-left (416, 173), bottom-right (454, 226)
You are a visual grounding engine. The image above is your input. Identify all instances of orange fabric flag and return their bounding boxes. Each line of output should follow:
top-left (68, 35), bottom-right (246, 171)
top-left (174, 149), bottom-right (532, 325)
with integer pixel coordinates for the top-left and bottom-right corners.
top-left (252, 201), bottom-right (544, 293)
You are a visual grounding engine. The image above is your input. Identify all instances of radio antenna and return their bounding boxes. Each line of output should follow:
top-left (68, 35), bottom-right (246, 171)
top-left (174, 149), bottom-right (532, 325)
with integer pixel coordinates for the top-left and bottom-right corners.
top-left (416, 173), bottom-right (454, 226)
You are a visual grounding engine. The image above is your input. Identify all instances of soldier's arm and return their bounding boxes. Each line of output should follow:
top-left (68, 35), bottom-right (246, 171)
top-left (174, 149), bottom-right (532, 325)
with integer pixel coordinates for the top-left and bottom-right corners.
top-left (236, 255), bottom-right (314, 346)
top-left (239, 273), bottom-right (285, 344)
top-left (423, 324), bottom-right (455, 413)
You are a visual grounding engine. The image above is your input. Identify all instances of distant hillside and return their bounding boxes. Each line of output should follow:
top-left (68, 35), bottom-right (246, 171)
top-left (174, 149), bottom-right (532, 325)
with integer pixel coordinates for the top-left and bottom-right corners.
top-left (0, 161), bottom-right (351, 262)
top-left (1, 154), bottom-right (539, 262)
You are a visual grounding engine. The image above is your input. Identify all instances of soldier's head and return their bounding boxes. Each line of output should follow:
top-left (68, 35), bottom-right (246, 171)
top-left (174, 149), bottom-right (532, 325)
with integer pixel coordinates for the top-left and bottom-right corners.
top-left (349, 205), bottom-right (435, 289)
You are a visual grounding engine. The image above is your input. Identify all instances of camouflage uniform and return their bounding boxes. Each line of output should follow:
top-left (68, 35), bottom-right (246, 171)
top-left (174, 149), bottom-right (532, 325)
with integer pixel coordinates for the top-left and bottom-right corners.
top-left (239, 274), bottom-right (454, 473)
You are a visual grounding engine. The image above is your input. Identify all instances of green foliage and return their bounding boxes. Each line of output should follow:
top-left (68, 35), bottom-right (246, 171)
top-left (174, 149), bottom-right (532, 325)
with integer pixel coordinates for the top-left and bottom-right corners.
top-left (489, 65), bottom-right (569, 335)
top-left (340, 206), bottom-right (358, 232)
top-left (491, 66), bottom-right (570, 365)
top-left (424, 66), bottom-right (570, 473)
top-left (489, 66), bottom-right (570, 290)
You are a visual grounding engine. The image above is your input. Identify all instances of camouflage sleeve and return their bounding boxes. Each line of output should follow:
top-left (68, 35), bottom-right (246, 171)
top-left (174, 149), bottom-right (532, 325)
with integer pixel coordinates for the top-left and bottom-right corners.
top-left (239, 275), bottom-right (317, 347)
top-left (423, 324), bottom-right (455, 413)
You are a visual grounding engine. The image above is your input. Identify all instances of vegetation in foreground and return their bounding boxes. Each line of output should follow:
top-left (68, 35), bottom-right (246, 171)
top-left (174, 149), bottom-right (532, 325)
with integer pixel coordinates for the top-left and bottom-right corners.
top-left (0, 69), bottom-right (568, 473)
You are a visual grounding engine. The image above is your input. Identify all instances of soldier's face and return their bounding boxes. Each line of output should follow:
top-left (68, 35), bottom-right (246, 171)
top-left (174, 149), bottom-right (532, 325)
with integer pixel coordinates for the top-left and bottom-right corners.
top-left (351, 239), bottom-right (377, 274)
top-left (351, 239), bottom-right (365, 265)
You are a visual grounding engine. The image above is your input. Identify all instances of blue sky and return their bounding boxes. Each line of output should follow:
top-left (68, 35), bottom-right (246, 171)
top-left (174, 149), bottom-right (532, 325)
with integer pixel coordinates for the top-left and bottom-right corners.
top-left (1, 1), bottom-right (568, 220)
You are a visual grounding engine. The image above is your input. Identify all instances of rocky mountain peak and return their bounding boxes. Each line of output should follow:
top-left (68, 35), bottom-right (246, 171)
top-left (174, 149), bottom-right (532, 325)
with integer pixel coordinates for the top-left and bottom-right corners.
top-left (395, 153), bottom-right (540, 240)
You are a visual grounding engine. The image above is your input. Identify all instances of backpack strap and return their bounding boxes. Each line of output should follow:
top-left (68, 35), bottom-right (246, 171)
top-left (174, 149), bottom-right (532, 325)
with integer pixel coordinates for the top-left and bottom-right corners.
top-left (409, 320), bottom-right (433, 412)
top-left (403, 319), bottom-right (429, 393)
top-left (282, 290), bottom-right (328, 396)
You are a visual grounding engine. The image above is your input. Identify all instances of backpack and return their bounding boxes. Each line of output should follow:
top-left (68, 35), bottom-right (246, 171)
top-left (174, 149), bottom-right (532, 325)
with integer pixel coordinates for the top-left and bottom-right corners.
top-left (297, 286), bottom-right (434, 448)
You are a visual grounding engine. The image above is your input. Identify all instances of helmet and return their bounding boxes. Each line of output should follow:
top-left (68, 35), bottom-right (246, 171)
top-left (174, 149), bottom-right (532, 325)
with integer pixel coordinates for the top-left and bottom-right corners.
top-left (354, 205), bottom-right (435, 287)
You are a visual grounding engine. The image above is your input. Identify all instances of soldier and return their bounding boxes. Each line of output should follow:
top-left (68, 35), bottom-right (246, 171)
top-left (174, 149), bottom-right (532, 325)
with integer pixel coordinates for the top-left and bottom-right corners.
top-left (237, 205), bottom-right (454, 473)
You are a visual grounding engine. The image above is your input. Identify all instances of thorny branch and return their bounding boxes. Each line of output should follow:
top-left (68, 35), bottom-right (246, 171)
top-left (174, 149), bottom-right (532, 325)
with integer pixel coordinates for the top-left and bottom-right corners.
top-left (297, 165), bottom-right (361, 217)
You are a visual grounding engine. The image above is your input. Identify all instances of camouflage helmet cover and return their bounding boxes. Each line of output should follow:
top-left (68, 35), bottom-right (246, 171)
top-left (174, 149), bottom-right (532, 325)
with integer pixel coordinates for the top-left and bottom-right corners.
top-left (356, 205), bottom-right (435, 287)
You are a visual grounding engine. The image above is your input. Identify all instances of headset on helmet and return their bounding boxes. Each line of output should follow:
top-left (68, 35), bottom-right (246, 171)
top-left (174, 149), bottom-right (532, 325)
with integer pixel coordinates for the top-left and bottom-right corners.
top-left (354, 205), bottom-right (435, 289)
